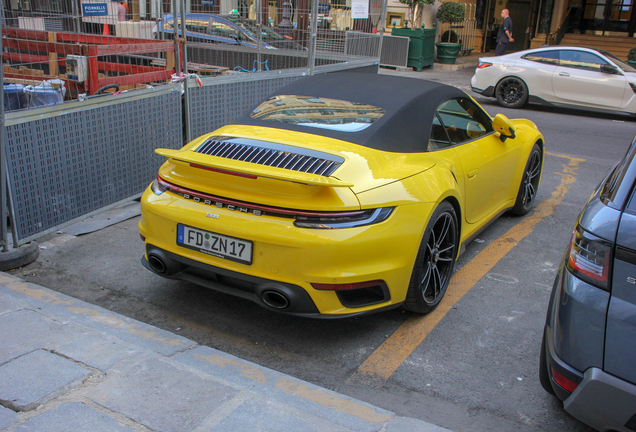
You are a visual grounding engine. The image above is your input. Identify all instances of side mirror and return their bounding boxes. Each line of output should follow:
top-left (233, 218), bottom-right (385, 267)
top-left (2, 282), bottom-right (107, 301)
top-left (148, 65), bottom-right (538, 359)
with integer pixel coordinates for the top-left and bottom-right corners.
top-left (601, 64), bottom-right (619, 75)
top-left (492, 113), bottom-right (516, 142)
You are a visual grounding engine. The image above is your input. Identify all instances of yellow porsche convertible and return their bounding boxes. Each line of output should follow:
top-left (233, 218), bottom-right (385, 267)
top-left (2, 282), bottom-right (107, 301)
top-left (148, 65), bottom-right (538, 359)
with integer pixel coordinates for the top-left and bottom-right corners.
top-left (139, 73), bottom-right (544, 317)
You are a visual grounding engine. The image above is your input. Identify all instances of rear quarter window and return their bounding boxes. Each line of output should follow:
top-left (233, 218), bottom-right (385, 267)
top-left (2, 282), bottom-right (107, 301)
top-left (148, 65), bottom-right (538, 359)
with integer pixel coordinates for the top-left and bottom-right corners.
top-left (522, 51), bottom-right (559, 65)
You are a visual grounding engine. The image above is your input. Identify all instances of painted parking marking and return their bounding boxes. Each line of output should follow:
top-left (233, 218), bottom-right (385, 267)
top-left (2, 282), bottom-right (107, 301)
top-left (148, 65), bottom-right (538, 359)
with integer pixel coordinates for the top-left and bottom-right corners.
top-left (347, 152), bottom-right (584, 386)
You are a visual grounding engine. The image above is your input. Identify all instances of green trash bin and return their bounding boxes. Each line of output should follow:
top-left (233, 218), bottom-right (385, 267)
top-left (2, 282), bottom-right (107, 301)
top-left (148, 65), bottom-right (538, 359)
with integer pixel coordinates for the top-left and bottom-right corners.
top-left (391, 24), bottom-right (436, 71)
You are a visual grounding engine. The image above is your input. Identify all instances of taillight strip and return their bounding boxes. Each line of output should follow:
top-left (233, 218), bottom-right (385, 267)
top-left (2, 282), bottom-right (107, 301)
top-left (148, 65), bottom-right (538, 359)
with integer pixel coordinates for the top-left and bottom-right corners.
top-left (156, 176), bottom-right (365, 218)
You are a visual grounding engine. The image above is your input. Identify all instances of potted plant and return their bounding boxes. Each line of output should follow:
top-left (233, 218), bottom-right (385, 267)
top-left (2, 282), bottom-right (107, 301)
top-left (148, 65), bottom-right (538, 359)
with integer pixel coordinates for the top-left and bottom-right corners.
top-left (628, 47), bottom-right (636, 68)
top-left (440, 30), bottom-right (459, 43)
top-left (435, 1), bottom-right (466, 64)
top-left (391, 0), bottom-right (436, 71)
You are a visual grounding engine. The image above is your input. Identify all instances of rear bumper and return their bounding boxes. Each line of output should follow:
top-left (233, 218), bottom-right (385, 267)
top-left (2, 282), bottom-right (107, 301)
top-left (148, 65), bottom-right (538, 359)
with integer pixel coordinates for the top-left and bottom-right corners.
top-left (142, 244), bottom-right (402, 318)
top-left (139, 186), bottom-right (432, 315)
top-left (544, 327), bottom-right (636, 431)
top-left (565, 366), bottom-right (636, 432)
top-left (471, 85), bottom-right (495, 98)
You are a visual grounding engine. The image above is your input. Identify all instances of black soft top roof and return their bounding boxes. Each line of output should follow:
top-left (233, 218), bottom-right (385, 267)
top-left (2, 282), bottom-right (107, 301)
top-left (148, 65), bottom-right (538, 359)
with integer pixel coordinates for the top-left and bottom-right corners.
top-left (235, 72), bottom-right (467, 153)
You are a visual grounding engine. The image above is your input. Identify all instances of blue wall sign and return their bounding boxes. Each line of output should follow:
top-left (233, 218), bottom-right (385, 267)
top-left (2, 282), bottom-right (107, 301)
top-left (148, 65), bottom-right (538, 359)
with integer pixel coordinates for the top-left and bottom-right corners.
top-left (82, 3), bottom-right (108, 16)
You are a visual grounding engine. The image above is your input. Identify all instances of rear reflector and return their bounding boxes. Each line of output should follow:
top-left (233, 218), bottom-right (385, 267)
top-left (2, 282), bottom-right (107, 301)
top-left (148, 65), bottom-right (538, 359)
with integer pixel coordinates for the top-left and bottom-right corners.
top-left (551, 367), bottom-right (578, 393)
top-left (312, 280), bottom-right (385, 291)
top-left (477, 62), bottom-right (493, 69)
top-left (139, 233), bottom-right (146, 242)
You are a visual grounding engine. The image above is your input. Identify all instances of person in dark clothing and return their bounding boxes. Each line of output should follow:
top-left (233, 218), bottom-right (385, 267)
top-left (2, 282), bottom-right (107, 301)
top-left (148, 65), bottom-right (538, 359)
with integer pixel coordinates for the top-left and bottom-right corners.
top-left (495, 9), bottom-right (514, 56)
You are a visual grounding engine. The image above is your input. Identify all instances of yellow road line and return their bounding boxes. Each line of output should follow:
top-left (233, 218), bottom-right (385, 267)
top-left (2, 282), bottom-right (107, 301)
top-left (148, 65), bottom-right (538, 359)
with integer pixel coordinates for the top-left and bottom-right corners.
top-left (348, 152), bottom-right (585, 385)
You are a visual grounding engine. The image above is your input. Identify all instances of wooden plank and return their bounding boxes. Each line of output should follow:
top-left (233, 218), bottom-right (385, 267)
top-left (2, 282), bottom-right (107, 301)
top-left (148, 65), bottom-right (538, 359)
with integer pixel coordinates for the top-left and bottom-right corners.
top-left (96, 69), bottom-right (175, 88)
top-left (87, 45), bottom-right (100, 95)
top-left (3, 37), bottom-right (84, 55)
top-left (48, 32), bottom-right (59, 76)
top-left (151, 58), bottom-right (228, 74)
top-left (166, 51), bottom-right (175, 71)
top-left (56, 32), bottom-right (159, 45)
top-left (2, 27), bottom-right (48, 40)
top-left (95, 41), bottom-right (174, 56)
top-left (3, 52), bottom-right (52, 64)
top-left (97, 61), bottom-right (166, 74)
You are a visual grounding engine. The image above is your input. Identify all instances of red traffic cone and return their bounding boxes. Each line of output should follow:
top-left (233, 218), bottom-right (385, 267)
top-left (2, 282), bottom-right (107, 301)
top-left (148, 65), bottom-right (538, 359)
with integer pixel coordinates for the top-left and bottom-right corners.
top-left (103, 24), bottom-right (110, 35)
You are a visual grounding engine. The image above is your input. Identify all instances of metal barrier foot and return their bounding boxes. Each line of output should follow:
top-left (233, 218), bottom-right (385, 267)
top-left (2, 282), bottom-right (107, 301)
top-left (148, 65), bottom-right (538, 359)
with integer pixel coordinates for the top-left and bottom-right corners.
top-left (0, 242), bottom-right (39, 271)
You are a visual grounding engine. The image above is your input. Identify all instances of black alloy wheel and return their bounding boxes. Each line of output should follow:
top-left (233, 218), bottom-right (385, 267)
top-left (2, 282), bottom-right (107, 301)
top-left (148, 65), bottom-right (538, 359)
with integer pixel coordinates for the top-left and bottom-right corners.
top-left (511, 143), bottom-right (542, 216)
top-left (404, 202), bottom-right (458, 314)
top-left (495, 77), bottom-right (528, 109)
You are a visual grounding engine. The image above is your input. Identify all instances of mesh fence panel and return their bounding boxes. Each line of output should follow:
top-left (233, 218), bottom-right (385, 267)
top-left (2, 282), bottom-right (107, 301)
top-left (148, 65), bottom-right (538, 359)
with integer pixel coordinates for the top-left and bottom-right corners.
top-left (5, 87), bottom-right (183, 243)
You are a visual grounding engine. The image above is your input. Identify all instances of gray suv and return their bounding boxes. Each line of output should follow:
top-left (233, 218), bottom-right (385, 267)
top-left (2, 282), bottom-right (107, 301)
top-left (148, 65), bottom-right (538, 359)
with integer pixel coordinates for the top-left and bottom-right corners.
top-left (540, 136), bottom-right (636, 431)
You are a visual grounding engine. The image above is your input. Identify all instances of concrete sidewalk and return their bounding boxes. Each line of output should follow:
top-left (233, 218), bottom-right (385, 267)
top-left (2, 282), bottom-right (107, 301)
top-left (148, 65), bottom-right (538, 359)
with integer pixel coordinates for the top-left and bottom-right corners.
top-left (0, 272), bottom-right (451, 432)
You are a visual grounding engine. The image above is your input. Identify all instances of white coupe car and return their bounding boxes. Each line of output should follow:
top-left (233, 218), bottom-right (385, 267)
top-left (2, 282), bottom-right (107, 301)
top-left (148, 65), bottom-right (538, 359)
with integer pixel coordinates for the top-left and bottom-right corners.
top-left (471, 46), bottom-right (636, 115)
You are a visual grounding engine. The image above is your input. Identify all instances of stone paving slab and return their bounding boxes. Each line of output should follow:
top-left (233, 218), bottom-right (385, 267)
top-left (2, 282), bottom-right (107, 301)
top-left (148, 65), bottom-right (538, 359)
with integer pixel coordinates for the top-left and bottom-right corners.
top-left (0, 273), bottom-right (453, 432)
top-left (0, 277), bottom-right (197, 357)
top-left (53, 333), bottom-right (147, 372)
top-left (207, 397), bottom-right (346, 432)
top-left (0, 350), bottom-right (92, 411)
top-left (6, 402), bottom-right (135, 432)
top-left (173, 346), bottom-right (394, 432)
top-left (0, 405), bottom-right (18, 430)
top-left (89, 357), bottom-right (240, 432)
top-left (0, 293), bottom-right (24, 316)
top-left (0, 309), bottom-right (82, 366)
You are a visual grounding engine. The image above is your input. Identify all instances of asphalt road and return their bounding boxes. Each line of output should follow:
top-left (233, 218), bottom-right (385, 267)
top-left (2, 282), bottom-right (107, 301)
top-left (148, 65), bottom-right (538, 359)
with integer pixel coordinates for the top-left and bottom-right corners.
top-left (17, 67), bottom-right (635, 432)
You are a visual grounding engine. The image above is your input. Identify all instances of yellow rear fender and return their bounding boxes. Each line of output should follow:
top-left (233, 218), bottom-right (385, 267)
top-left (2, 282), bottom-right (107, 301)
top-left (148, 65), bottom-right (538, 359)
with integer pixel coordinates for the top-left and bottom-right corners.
top-left (356, 164), bottom-right (459, 208)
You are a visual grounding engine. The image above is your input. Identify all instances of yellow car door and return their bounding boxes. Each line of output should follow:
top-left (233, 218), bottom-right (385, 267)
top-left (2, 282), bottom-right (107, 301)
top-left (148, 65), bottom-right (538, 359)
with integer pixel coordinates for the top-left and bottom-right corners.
top-left (435, 98), bottom-right (521, 224)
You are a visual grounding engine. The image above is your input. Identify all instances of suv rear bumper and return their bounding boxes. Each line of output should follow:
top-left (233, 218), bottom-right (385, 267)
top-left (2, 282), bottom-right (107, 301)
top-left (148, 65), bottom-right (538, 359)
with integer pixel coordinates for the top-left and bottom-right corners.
top-left (564, 367), bottom-right (636, 432)
top-left (545, 325), bottom-right (636, 431)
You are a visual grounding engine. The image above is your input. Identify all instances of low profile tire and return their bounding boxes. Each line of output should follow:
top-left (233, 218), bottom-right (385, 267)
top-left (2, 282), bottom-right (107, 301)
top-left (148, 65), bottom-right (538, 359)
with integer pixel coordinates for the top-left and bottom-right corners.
top-left (495, 77), bottom-right (528, 108)
top-left (539, 330), bottom-right (557, 396)
top-left (510, 143), bottom-right (542, 216)
top-left (403, 202), bottom-right (458, 314)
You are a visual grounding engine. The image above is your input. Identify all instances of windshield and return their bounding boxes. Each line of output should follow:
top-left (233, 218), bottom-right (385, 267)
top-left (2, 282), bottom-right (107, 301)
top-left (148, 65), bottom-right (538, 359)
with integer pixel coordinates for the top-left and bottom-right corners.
top-left (251, 95), bottom-right (385, 132)
top-left (599, 49), bottom-right (636, 73)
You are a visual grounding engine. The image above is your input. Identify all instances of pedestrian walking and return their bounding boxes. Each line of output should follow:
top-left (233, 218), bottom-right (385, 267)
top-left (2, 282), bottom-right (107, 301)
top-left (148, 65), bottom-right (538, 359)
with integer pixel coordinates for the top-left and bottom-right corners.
top-left (495, 9), bottom-right (514, 56)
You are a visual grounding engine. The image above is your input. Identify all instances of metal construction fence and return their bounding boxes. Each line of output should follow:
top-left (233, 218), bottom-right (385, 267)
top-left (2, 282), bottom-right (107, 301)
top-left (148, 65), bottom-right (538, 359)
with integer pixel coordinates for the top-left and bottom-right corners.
top-left (4, 84), bottom-right (183, 243)
top-left (0, 0), bottom-right (384, 109)
top-left (3, 61), bottom-right (378, 246)
top-left (0, 0), bottom-right (384, 247)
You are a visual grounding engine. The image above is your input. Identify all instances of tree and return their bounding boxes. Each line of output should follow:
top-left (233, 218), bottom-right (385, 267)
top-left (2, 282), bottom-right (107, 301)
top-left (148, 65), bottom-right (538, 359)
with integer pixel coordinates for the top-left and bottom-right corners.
top-left (399, 0), bottom-right (434, 28)
top-left (436, 1), bottom-right (466, 42)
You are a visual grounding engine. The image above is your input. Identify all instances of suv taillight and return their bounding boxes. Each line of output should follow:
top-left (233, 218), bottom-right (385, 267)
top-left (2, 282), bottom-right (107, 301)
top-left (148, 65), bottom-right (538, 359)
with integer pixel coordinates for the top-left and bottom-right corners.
top-left (566, 225), bottom-right (612, 290)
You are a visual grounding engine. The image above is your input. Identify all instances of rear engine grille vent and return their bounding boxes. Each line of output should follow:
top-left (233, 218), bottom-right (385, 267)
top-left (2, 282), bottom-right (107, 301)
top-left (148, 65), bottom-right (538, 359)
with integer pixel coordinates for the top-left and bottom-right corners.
top-left (194, 137), bottom-right (343, 177)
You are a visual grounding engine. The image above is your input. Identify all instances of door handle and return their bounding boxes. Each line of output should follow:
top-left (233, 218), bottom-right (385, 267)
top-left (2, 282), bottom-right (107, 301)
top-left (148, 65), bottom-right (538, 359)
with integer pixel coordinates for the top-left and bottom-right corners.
top-left (468, 169), bottom-right (478, 178)
top-left (559, 72), bottom-right (570, 77)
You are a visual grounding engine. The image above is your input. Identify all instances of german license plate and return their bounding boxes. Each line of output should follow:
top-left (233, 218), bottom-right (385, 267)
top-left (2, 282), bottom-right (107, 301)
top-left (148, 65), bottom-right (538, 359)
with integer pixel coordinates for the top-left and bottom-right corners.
top-left (177, 224), bottom-right (252, 265)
